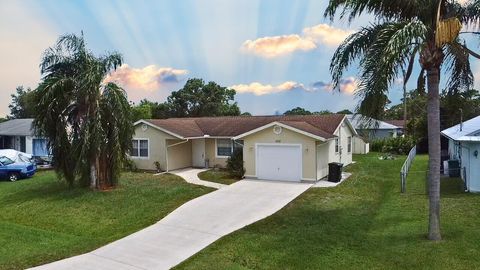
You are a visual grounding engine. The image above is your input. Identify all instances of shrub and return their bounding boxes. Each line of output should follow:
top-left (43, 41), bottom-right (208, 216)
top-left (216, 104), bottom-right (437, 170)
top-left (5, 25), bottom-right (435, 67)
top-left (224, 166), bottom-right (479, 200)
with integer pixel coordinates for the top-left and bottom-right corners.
top-left (371, 136), bottom-right (416, 155)
top-left (226, 148), bottom-right (245, 178)
top-left (123, 159), bottom-right (138, 172)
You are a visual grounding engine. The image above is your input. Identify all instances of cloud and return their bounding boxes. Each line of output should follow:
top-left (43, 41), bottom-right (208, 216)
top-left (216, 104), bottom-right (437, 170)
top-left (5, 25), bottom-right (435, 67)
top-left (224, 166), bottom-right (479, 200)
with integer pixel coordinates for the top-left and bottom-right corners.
top-left (311, 76), bottom-right (358, 95)
top-left (105, 64), bottom-right (188, 91)
top-left (230, 81), bottom-right (308, 95)
top-left (303, 24), bottom-right (354, 47)
top-left (242, 35), bottom-right (316, 58)
top-left (241, 24), bottom-right (353, 58)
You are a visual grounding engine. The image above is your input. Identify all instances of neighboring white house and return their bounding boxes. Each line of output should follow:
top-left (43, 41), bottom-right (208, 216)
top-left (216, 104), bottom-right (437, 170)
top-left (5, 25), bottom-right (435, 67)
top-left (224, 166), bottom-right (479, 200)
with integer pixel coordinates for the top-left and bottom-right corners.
top-left (130, 114), bottom-right (358, 182)
top-left (352, 136), bottom-right (370, 154)
top-left (442, 115), bottom-right (480, 192)
top-left (0, 119), bottom-right (49, 157)
top-left (347, 114), bottom-right (400, 140)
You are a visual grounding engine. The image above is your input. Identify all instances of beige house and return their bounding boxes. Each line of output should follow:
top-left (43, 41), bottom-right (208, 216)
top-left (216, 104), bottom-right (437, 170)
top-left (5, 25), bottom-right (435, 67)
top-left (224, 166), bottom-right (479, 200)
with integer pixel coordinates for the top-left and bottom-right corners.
top-left (131, 114), bottom-right (357, 182)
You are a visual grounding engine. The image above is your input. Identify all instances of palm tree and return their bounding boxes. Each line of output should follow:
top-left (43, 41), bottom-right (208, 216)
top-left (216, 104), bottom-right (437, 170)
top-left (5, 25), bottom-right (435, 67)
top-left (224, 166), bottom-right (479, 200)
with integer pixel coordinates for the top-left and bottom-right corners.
top-left (33, 33), bottom-right (133, 189)
top-left (325, 0), bottom-right (480, 240)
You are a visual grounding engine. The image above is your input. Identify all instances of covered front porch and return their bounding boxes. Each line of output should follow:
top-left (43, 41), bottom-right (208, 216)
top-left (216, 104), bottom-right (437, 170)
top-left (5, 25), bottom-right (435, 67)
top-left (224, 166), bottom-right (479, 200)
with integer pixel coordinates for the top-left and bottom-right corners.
top-left (165, 138), bottom-right (242, 172)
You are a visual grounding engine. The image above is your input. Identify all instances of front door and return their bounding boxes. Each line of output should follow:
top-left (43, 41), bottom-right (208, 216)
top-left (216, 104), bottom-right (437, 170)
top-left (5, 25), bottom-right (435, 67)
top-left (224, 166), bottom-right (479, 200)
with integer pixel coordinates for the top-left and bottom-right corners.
top-left (192, 139), bottom-right (205, 168)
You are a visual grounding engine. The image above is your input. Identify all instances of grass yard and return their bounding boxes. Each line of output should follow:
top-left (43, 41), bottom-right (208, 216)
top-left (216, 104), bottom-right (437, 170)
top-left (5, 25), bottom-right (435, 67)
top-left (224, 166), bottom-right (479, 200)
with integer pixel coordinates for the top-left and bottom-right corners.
top-left (176, 153), bottom-right (480, 270)
top-left (0, 171), bottom-right (213, 270)
top-left (198, 169), bottom-right (240, 185)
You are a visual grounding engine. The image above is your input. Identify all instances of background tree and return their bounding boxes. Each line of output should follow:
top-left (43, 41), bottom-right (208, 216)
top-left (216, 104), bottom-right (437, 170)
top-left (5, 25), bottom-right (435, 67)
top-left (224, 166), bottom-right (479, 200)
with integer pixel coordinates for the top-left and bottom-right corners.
top-left (33, 33), bottom-right (133, 189)
top-left (336, 109), bottom-right (353, 114)
top-left (284, 107), bottom-right (312, 115)
top-left (325, 0), bottom-right (480, 240)
top-left (314, 110), bottom-right (333, 115)
top-left (9, 86), bottom-right (36, 119)
top-left (167, 78), bottom-right (240, 117)
top-left (131, 103), bottom-right (153, 122)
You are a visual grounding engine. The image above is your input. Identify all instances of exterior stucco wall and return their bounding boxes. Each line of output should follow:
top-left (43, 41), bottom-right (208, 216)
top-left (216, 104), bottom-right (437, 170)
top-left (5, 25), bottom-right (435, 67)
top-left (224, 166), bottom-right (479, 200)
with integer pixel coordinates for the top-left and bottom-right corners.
top-left (166, 139), bottom-right (192, 170)
top-left (316, 141), bottom-right (330, 179)
top-left (205, 138), bottom-right (228, 168)
top-left (130, 124), bottom-right (176, 171)
top-left (243, 127), bottom-right (317, 180)
top-left (329, 122), bottom-right (354, 166)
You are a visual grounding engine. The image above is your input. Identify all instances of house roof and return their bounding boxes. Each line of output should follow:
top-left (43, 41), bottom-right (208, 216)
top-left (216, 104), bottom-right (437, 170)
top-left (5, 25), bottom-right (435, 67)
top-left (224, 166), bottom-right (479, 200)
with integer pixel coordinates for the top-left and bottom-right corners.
top-left (140, 114), bottom-right (346, 140)
top-left (385, 120), bottom-right (405, 129)
top-left (0, 119), bottom-right (34, 136)
top-left (441, 115), bottom-right (480, 142)
top-left (346, 114), bottom-right (399, 130)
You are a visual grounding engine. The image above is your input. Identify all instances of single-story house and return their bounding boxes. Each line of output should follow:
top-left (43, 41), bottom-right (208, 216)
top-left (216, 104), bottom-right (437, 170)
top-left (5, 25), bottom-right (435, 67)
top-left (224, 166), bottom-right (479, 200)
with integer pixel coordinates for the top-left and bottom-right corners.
top-left (442, 115), bottom-right (480, 192)
top-left (347, 114), bottom-right (400, 140)
top-left (385, 119), bottom-right (405, 135)
top-left (0, 119), bottom-right (49, 157)
top-left (131, 114), bottom-right (357, 182)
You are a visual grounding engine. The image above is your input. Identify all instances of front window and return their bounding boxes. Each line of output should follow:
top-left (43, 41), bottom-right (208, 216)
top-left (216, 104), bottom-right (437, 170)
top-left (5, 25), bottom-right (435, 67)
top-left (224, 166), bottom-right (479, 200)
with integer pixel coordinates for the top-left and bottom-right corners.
top-left (216, 139), bottom-right (243, 157)
top-left (131, 139), bottom-right (148, 157)
top-left (347, 137), bottom-right (352, 153)
top-left (335, 138), bottom-right (339, 153)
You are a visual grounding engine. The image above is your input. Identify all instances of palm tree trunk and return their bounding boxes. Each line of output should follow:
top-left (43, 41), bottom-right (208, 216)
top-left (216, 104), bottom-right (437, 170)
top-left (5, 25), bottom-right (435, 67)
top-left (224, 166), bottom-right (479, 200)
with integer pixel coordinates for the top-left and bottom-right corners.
top-left (90, 156), bottom-right (98, 189)
top-left (426, 67), bottom-right (441, 241)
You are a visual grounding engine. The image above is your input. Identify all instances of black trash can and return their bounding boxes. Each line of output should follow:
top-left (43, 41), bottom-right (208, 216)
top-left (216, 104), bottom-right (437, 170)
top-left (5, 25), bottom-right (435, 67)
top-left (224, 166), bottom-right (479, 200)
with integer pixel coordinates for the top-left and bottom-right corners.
top-left (328, 162), bottom-right (343, 182)
top-left (448, 160), bottom-right (460, 177)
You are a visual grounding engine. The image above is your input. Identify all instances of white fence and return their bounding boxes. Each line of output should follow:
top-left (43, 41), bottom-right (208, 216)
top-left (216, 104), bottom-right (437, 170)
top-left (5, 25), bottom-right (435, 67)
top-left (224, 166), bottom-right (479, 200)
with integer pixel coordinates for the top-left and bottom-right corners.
top-left (400, 145), bottom-right (417, 193)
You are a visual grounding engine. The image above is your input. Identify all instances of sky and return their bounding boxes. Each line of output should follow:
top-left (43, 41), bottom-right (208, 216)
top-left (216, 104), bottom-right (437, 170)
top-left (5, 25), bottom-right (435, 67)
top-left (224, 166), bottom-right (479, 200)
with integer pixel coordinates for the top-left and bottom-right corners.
top-left (1, 0), bottom-right (479, 117)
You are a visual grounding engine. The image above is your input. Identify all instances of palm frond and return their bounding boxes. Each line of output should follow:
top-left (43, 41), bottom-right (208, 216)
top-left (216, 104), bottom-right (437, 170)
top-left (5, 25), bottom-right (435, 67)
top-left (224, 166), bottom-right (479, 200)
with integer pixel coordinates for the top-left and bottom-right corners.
top-left (444, 40), bottom-right (474, 93)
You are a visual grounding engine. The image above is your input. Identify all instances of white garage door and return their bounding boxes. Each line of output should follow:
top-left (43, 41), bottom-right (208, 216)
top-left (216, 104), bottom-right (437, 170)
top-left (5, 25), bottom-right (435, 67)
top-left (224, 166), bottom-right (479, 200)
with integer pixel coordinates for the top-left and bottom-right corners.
top-left (256, 144), bottom-right (302, 181)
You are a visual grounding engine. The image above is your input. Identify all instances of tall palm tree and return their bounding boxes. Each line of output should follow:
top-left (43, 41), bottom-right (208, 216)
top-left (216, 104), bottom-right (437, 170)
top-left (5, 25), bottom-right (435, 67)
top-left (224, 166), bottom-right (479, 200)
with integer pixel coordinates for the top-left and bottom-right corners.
top-left (325, 0), bottom-right (480, 240)
top-left (33, 33), bottom-right (133, 189)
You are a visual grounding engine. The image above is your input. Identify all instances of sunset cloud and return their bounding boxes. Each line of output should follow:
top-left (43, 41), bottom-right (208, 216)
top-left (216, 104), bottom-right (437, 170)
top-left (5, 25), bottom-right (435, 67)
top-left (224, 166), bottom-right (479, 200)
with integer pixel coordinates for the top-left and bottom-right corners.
top-left (105, 64), bottom-right (188, 91)
top-left (241, 24), bottom-right (353, 58)
top-left (242, 35), bottom-right (316, 58)
top-left (230, 81), bottom-right (307, 95)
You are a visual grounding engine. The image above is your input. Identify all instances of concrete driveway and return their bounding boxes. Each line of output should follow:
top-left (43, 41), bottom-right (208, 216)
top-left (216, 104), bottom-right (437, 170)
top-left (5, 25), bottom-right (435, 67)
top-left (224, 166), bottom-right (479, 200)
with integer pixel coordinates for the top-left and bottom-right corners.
top-left (31, 180), bottom-right (312, 270)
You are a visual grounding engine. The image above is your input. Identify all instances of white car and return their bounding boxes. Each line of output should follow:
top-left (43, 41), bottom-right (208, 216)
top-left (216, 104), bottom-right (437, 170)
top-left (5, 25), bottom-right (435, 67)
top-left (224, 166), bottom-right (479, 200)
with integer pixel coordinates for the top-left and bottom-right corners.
top-left (0, 149), bottom-right (33, 164)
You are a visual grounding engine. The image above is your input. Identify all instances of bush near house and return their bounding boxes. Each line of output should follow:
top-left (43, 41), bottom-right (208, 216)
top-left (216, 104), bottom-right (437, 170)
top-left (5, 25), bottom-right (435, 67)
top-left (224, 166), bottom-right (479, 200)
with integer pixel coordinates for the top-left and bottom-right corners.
top-left (370, 136), bottom-right (416, 155)
top-left (226, 148), bottom-right (245, 178)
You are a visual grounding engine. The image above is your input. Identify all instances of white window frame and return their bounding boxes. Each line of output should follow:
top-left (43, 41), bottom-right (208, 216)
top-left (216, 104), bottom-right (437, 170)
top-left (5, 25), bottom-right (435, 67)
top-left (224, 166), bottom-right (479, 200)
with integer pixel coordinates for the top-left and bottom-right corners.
top-left (215, 139), bottom-right (243, 158)
top-left (130, 138), bottom-right (149, 159)
top-left (335, 138), bottom-right (340, 153)
top-left (347, 136), bottom-right (352, 153)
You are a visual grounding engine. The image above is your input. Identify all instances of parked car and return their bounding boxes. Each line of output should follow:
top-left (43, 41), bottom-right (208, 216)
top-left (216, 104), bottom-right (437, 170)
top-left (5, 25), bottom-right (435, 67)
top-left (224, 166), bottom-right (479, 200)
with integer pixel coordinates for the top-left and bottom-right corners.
top-left (0, 149), bottom-right (33, 163)
top-left (0, 155), bottom-right (37, 182)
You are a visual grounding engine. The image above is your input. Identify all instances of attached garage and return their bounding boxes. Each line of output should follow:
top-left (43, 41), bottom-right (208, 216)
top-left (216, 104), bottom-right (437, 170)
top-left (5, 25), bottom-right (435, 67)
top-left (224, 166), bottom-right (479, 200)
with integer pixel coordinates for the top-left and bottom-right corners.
top-left (256, 144), bottom-right (302, 181)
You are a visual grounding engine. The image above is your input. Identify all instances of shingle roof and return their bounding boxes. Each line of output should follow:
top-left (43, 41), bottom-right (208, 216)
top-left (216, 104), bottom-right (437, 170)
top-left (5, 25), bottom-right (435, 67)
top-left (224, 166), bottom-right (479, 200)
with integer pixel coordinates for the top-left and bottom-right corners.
top-left (385, 120), bottom-right (405, 128)
top-left (442, 115), bottom-right (480, 141)
top-left (143, 114), bottom-right (346, 139)
top-left (347, 114), bottom-right (399, 130)
top-left (0, 119), bottom-right (34, 136)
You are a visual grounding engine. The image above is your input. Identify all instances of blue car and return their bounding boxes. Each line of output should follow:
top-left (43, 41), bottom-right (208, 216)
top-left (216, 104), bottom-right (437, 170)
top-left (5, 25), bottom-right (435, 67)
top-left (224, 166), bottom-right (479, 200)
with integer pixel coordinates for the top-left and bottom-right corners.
top-left (0, 156), bottom-right (37, 182)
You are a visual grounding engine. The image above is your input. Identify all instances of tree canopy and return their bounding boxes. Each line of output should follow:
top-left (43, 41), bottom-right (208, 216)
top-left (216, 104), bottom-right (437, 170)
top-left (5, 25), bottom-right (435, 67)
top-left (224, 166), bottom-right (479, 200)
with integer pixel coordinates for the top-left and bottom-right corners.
top-left (130, 79), bottom-right (242, 121)
top-left (284, 107), bottom-right (312, 115)
top-left (167, 78), bottom-right (240, 117)
top-left (9, 86), bottom-right (36, 119)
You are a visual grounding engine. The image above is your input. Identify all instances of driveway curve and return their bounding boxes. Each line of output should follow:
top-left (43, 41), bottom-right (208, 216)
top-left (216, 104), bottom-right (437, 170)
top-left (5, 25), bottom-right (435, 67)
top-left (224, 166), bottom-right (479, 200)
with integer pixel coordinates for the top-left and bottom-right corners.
top-left (30, 180), bottom-right (312, 270)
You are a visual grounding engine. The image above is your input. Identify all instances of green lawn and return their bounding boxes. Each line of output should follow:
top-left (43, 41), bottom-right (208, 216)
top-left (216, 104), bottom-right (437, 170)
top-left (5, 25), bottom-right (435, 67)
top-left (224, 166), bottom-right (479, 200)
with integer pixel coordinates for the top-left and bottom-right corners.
top-left (0, 171), bottom-right (213, 270)
top-left (176, 153), bottom-right (480, 270)
top-left (198, 169), bottom-right (240, 185)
